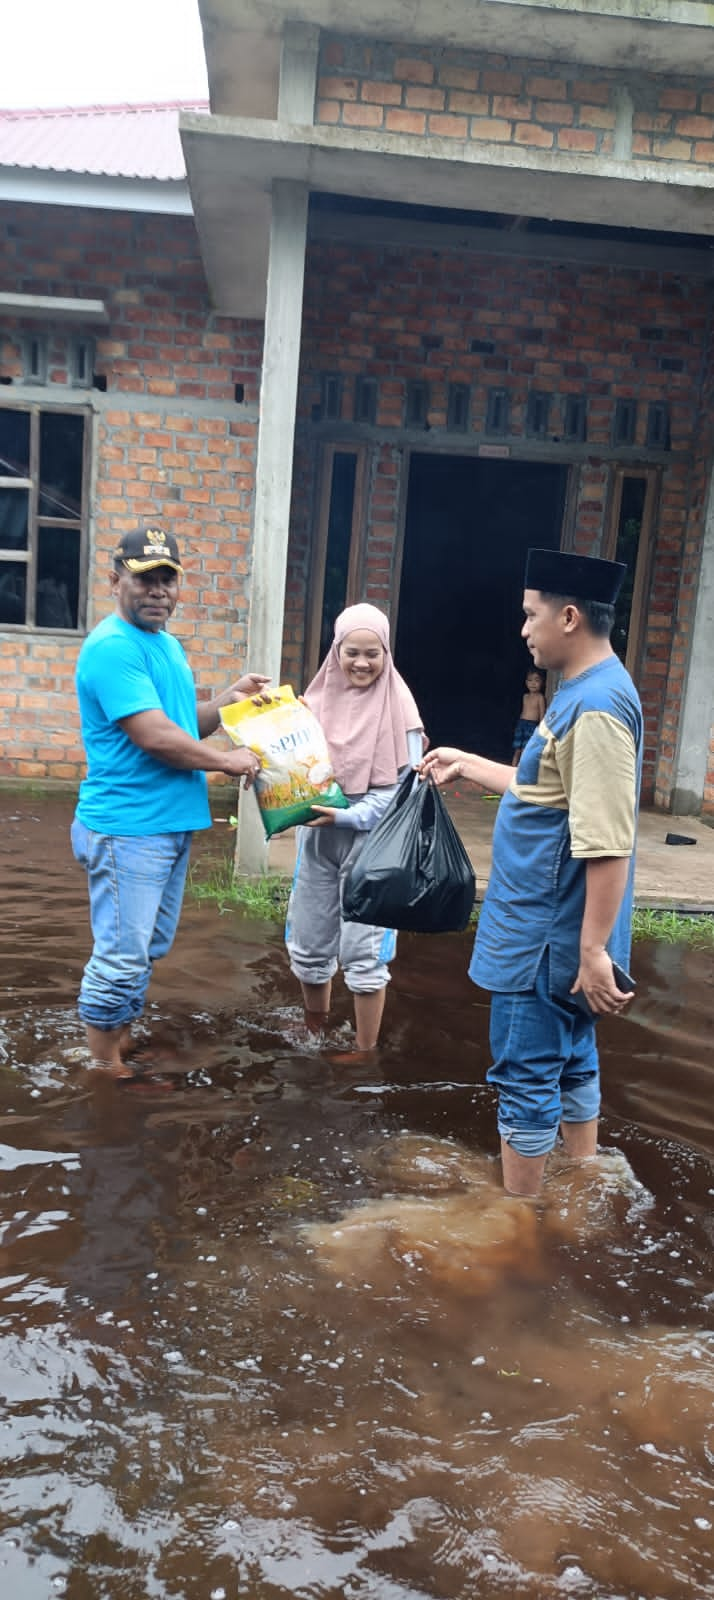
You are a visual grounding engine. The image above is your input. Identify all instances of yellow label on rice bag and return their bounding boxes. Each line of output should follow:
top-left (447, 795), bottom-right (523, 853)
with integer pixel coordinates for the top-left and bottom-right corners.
top-left (220, 686), bottom-right (349, 837)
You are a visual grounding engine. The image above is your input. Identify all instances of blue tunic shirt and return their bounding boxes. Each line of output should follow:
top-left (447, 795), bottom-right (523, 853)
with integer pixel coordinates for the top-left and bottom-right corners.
top-left (75, 614), bottom-right (211, 836)
top-left (470, 655), bottom-right (642, 999)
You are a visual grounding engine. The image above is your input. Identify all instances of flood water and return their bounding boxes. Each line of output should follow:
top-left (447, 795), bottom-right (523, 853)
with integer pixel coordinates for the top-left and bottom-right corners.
top-left (1, 793), bottom-right (713, 1600)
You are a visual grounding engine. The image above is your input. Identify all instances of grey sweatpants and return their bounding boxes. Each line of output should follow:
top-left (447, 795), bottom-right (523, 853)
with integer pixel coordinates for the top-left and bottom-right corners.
top-left (285, 826), bottom-right (397, 995)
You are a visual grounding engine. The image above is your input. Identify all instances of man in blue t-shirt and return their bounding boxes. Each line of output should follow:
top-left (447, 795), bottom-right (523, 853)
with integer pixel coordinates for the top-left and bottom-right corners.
top-left (72, 525), bottom-right (269, 1081)
top-left (421, 548), bottom-right (642, 1198)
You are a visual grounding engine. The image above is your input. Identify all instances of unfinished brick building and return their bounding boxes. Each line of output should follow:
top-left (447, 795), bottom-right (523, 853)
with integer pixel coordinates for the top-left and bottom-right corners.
top-left (2, 2), bottom-right (714, 866)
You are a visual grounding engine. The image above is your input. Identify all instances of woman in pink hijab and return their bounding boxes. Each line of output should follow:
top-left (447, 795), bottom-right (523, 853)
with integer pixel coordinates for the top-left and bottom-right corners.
top-left (286, 603), bottom-right (425, 1057)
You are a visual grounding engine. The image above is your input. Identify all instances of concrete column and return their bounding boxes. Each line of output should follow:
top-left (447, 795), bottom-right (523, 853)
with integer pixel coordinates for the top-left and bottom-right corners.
top-left (234, 24), bottom-right (318, 873)
top-left (235, 178), bottom-right (310, 873)
top-left (671, 463), bottom-right (714, 816)
top-left (278, 23), bottom-right (320, 123)
top-left (612, 85), bottom-right (634, 161)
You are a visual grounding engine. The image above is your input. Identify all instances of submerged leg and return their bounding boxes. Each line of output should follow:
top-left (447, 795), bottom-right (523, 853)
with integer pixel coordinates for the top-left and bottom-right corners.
top-left (341, 911), bottom-right (394, 1053)
top-left (353, 988), bottom-right (386, 1052)
top-left (300, 979), bottom-right (332, 1032)
top-left (499, 1139), bottom-right (548, 1197)
top-left (86, 1023), bottom-right (135, 1079)
top-left (560, 1116), bottom-right (598, 1159)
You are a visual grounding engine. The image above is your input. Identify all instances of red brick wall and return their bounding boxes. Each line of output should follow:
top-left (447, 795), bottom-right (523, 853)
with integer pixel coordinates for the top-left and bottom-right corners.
top-left (364, 446), bottom-right (402, 607)
top-left (281, 434), bottom-right (319, 689)
top-left (317, 36), bottom-right (714, 169)
top-left (285, 234), bottom-right (714, 805)
top-left (0, 204), bottom-right (262, 783)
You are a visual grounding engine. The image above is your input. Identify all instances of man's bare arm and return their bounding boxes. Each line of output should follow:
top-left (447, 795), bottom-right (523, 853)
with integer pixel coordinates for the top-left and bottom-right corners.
top-left (420, 746), bottom-right (514, 794)
top-left (572, 856), bottom-right (633, 1015)
top-left (118, 709), bottom-right (259, 782)
top-left (195, 672), bottom-right (270, 738)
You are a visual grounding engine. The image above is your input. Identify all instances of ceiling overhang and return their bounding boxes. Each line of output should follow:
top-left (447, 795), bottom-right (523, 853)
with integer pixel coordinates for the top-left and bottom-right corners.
top-left (181, 110), bottom-right (714, 317)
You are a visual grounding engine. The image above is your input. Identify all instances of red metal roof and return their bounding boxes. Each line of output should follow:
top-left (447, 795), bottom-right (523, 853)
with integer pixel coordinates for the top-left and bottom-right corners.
top-left (0, 102), bottom-right (209, 181)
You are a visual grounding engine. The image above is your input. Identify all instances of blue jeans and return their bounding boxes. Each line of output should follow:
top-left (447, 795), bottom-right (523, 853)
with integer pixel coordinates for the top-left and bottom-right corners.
top-left (487, 952), bottom-right (600, 1158)
top-left (71, 819), bottom-right (193, 1032)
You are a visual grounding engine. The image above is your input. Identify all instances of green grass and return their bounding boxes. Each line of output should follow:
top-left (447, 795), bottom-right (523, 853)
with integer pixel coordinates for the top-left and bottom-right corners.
top-left (188, 858), bottom-right (291, 919)
top-left (188, 864), bottom-right (713, 947)
top-left (631, 907), bottom-right (714, 948)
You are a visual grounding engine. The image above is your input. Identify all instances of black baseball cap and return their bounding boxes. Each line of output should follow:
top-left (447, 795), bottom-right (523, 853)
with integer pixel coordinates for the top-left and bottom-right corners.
top-left (113, 526), bottom-right (183, 574)
top-left (525, 548), bottom-right (626, 605)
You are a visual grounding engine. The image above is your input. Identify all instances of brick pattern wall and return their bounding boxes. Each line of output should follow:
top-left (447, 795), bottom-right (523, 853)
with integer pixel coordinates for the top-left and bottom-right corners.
top-left (363, 445), bottom-right (402, 607)
top-left (285, 235), bottom-right (714, 804)
top-left (299, 240), bottom-right (707, 451)
top-left (0, 633), bottom-right (81, 783)
top-left (1, 207), bottom-right (262, 404)
top-left (0, 205), bottom-right (262, 783)
top-left (281, 439), bottom-right (319, 690)
top-left (316, 37), bottom-right (714, 169)
top-left (93, 408), bottom-right (258, 651)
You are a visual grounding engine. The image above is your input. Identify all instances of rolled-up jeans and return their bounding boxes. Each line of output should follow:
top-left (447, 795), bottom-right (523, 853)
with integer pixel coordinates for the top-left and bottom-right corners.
top-left (71, 819), bottom-right (193, 1032)
top-left (487, 951), bottom-right (600, 1158)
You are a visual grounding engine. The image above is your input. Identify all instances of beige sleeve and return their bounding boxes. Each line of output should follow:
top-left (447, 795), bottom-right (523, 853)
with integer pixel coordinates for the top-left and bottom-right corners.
top-left (555, 711), bottom-right (638, 858)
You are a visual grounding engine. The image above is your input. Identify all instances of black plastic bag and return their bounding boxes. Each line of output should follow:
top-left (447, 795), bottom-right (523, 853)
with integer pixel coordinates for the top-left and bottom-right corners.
top-left (342, 772), bottom-right (475, 934)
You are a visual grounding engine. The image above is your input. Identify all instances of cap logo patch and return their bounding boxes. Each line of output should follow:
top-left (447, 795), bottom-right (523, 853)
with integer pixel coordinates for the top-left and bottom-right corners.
top-left (144, 529), bottom-right (169, 554)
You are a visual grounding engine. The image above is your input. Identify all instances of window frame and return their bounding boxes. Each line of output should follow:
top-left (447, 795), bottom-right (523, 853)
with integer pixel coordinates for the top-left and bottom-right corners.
top-left (602, 464), bottom-right (661, 682)
top-left (304, 443), bottom-right (368, 684)
top-left (0, 399), bottom-right (91, 632)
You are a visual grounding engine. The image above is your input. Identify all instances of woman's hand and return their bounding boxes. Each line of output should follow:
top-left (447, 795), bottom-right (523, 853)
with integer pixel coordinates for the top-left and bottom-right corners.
top-left (307, 805), bottom-right (339, 827)
top-left (419, 747), bottom-right (466, 786)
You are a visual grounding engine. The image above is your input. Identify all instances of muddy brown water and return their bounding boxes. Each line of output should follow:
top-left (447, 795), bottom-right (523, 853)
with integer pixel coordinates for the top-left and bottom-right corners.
top-left (0, 794), bottom-right (712, 1600)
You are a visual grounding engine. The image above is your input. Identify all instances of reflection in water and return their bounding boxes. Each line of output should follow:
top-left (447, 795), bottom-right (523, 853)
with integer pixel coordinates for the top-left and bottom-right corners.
top-left (0, 796), bottom-right (712, 1599)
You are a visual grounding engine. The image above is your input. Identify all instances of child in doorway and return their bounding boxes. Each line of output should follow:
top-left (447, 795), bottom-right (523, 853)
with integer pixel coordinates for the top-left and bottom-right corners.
top-left (285, 603), bottom-right (425, 1059)
top-left (512, 667), bottom-right (546, 765)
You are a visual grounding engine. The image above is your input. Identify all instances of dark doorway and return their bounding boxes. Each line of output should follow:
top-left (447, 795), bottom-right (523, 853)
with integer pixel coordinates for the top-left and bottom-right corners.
top-left (395, 455), bottom-right (568, 759)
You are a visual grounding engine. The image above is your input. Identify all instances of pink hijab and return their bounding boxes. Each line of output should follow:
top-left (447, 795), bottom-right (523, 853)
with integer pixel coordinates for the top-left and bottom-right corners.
top-left (305, 603), bottom-right (423, 793)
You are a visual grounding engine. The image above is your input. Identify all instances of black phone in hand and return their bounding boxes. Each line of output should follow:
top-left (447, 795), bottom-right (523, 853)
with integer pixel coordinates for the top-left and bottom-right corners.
top-left (612, 960), bottom-right (636, 995)
top-left (569, 959), bottom-right (636, 1017)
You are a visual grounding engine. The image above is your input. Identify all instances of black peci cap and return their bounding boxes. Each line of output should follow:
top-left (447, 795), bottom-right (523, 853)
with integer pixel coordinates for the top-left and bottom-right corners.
top-left (113, 526), bottom-right (183, 574)
top-left (524, 548), bottom-right (626, 605)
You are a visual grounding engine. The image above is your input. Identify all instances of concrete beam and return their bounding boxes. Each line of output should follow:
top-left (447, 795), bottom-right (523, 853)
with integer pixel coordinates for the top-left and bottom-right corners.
top-left (180, 165), bottom-right (271, 320)
top-left (0, 382), bottom-right (259, 422)
top-left (199, 0), bottom-right (714, 77)
top-left (302, 418), bottom-right (678, 467)
top-left (671, 464), bottom-right (714, 817)
top-left (0, 292), bottom-right (109, 323)
top-left (180, 111), bottom-right (714, 316)
top-left (235, 179), bottom-right (310, 872)
top-left (308, 208), bottom-right (714, 279)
